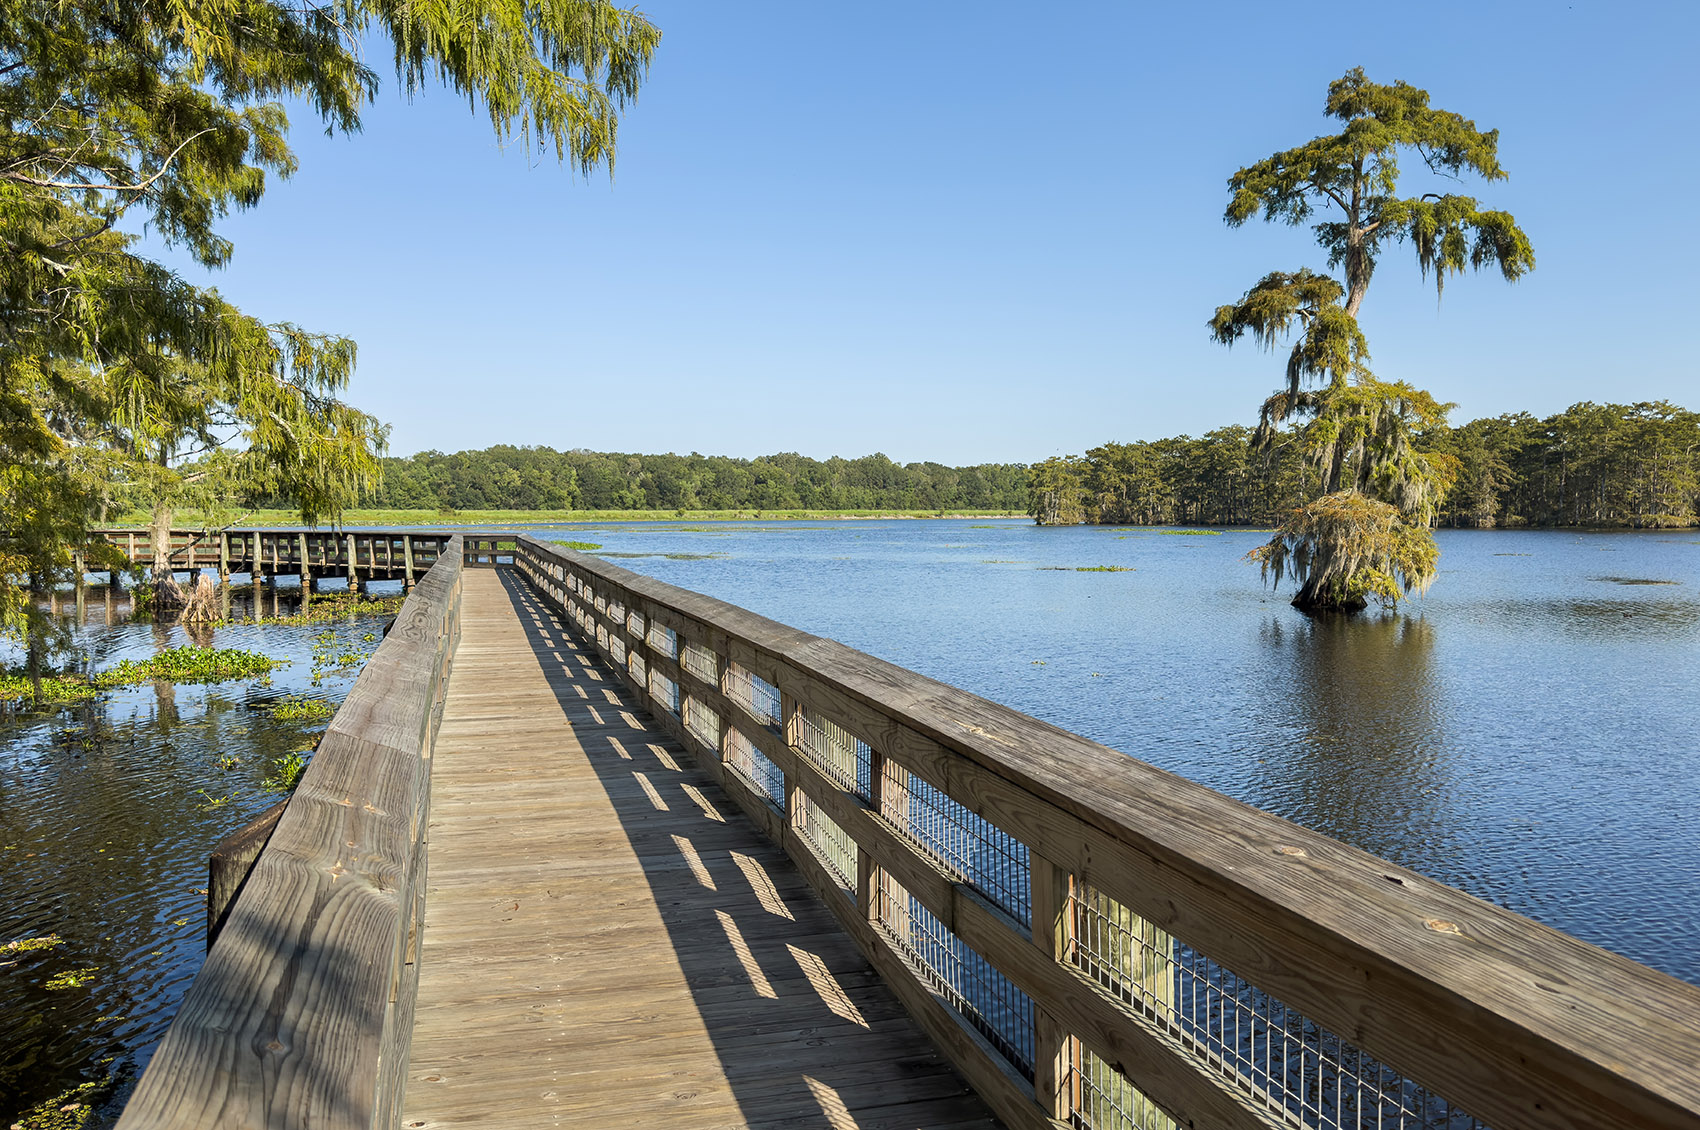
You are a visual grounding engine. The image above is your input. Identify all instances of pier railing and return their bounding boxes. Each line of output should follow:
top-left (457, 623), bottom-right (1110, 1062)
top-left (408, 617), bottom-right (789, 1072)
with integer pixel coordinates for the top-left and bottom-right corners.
top-left (88, 527), bottom-right (452, 585)
top-left (116, 535), bottom-right (464, 1130)
top-left (514, 534), bottom-right (1700, 1130)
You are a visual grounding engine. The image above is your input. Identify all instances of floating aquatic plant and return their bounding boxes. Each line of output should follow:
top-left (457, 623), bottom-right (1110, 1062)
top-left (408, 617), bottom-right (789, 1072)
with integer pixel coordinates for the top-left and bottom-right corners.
top-left (95, 647), bottom-right (284, 688)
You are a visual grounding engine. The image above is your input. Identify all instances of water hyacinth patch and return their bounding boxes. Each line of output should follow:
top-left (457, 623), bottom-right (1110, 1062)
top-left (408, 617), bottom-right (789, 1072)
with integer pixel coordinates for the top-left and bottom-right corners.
top-left (94, 647), bottom-right (284, 688)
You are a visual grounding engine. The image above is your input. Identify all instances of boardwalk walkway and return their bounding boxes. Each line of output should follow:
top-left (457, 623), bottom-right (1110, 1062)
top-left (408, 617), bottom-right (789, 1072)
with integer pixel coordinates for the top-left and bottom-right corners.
top-left (402, 569), bottom-right (998, 1129)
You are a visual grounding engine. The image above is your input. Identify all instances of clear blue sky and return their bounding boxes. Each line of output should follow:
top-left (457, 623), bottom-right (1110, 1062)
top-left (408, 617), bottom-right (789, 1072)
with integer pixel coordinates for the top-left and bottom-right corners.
top-left (151, 1), bottom-right (1699, 465)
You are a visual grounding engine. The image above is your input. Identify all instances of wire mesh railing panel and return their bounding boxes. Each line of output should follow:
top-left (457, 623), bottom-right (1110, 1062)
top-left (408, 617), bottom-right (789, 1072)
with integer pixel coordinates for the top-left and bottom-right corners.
top-left (609, 598), bottom-right (626, 622)
top-left (628, 651), bottom-right (646, 686)
top-left (794, 706), bottom-right (873, 801)
top-left (1069, 883), bottom-right (1489, 1130)
top-left (681, 640), bottom-right (717, 684)
top-left (649, 669), bottom-right (679, 716)
top-left (1070, 1044), bottom-right (1174, 1130)
top-left (684, 695), bottom-right (722, 752)
top-left (795, 791), bottom-right (857, 896)
top-left (647, 622), bottom-right (678, 659)
top-left (610, 635), bottom-right (626, 666)
top-left (596, 624), bottom-right (609, 652)
top-left (725, 661), bottom-right (781, 727)
top-left (881, 761), bottom-right (1031, 928)
top-left (726, 726), bottom-right (785, 810)
top-left (875, 872), bottom-right (1035, 1079)
top-left (627, 609), bottom-right (644, 637)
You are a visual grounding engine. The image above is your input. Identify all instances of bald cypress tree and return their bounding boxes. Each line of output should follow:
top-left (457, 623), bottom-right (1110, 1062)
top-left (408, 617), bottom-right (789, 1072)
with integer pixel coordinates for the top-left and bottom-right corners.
top-left (1211, 68), bottom-right (1533, 612)
top-left (0, 0), bottom-right (659, 622)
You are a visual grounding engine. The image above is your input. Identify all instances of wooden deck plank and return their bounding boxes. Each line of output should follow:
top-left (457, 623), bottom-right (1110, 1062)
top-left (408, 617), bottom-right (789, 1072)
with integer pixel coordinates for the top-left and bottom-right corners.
top-left (402, 569), bottom-right (999, 1130)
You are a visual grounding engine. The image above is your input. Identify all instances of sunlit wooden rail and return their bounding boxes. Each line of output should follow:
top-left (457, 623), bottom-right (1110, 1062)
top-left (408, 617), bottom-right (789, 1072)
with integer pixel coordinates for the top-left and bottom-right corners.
top-left (115, 529), bottom-right (1700, 1130)
top-left (88, 527), bottom-right (454, 587)
top-left (514, 535), bottom-right (1700, 1130)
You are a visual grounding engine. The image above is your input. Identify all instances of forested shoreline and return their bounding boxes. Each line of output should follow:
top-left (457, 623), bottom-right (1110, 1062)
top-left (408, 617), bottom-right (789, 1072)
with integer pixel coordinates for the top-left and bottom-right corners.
top-left (262, 400), bottom-right (1700, 528)
top-left (358, 448), bottom-right (1031, 513)
top-left (1029, 401), bottom-right (1700, 530)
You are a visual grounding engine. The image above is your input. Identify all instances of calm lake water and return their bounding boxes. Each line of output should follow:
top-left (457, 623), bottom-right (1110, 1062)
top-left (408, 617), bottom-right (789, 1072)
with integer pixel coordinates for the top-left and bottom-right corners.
top-left (3, 521), bottom-right (1696, 1126)
top-left (0, 586), bottom-right (392, 1126)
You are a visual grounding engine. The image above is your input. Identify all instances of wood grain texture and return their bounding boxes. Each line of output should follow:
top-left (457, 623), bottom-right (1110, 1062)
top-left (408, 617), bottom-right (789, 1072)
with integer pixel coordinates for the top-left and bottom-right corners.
top-left (116, 538), bottom-right (463, 1130)
top-left (518, 535), bottom-right (1700, 1130)
top-left (402, 568), bottom-right (998, 1130)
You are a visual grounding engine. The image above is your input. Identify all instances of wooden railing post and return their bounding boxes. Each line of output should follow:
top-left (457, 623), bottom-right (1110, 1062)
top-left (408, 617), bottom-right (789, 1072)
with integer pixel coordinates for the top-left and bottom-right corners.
top-left (1031, 853), bottom-right (1073, 1121)
top-left (297, 531), bottom-right (310, 592)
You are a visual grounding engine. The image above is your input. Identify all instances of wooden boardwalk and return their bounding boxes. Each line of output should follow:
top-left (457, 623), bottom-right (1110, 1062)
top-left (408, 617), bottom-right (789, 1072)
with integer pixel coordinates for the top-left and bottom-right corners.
top-left (402, 569), bottom-right (998, 1130)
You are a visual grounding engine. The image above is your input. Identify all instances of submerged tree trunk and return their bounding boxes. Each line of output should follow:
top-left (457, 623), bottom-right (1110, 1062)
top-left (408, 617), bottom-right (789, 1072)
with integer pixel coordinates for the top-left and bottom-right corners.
top-left (150, 505), bottom-right (188, 608)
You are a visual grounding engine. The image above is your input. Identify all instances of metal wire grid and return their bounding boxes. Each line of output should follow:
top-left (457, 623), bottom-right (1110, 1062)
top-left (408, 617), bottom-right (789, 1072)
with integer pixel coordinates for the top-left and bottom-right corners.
top-left (594, 592), bottom-right (607, 614)
top-left (649, 669), bottom-right (679, 716)
top-left (1069, 884), bottom-right (1488, 1130)
top-left (725, 661), bottom-right (782, 727)
top-left (875, 871), bottom-right (1035, 1079)
top-left (1069, 1044), bottom-right (1174, 1130)
top-left (680, 640), bottom-right (717, 685)
top-left (880, 761), bottom-right (1031, 928)
top-left (609, 598), bottom-right (626, 623)
top-left (684, 695), bottom-right (722, 752)
top-left (795, 791), bottom-right (857, 896)
top-left (646, 622), bottom-right (679, 659)
top-left (610, 634), bottom-right (627, 666)
top-left (627, 609), bottom-right (644, 637)
top-left (628, 650), bottom-right (646, 686)
top-left (725, 725), bottom-right (785, 809)
top-left (596, 624), bottom-right (609, 652)
top-left (794, 706), bottom-right (874, 801)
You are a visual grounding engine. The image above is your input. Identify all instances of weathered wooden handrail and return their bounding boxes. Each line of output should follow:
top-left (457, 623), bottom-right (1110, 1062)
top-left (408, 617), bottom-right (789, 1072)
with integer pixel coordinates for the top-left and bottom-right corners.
top-left (513, 533), bottom-right (1700, 1130)
top-left (116, 535), bottom-right (464, 1130)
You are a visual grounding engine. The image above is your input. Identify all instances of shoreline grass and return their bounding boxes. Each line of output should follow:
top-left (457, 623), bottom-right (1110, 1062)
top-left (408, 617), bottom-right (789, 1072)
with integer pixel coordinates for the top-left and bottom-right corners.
top-left (103, 507), bottom-right (1028, 528)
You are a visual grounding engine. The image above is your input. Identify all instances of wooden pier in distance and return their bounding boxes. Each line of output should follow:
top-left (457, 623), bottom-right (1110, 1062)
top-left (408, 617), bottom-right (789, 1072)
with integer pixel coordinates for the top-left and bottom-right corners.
top-left (116, 533), bottom-right (1700, 1130)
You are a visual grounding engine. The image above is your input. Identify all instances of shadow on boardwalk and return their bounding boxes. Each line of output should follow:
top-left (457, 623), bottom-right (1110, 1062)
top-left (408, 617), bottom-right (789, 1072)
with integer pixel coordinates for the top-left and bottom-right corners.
top-left (402, 568), bottom-right (998, 1129)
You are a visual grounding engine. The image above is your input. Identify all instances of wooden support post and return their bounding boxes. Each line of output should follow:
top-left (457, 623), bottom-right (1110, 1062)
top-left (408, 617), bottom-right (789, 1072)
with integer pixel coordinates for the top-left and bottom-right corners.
top-left (1031, 852), bottom-right (1074, 1121)
top-left (127, 531), bottom-right (136, 562)
top-left (218, 531), bottom-right (229, 585)
top-left (108, 570), bottom-right (119, 589)
top-left (346, 533), bottom-right (359, 592)
top-left (298, 532), bottom-right (310, 593)
top-left (403, 535), bottom-right (416, 589)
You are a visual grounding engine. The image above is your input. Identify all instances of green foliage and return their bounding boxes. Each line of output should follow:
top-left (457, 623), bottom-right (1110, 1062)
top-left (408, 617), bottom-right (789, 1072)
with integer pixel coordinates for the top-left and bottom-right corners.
top-left (0, 669), bottom-right (100, 707)
top-left (232, 589), bottom-right (406, 627)
top-left (94, 646), bottom-right (282, 687)
top-left (1, 0), bottom-right (660, 651)
top-left (1028, 457), bottom-right (1088, 525)
top-left (1249, 491), bottom-right (1440, 611)
top-left (8, 1076), bottom-right (110, 1129)
top-left (42, 966), bottom-right (98, 990)
top-left (268, 697), bottom-right (334, 723)
top-left (263, 750), bottom-right (310, 793)
top-left (1075, 565), bottom-right (1133, 572)
top-left (1212, 69), bottom-right (1533, 610)
top-left (354, 446), bottom-right (1030, 512)
top-left (560, 541), bottom-right (603, 550)
top-left (1224, 67), bottom-right (1534, 309)
top-left (0, 933), bottom-right (63, 956)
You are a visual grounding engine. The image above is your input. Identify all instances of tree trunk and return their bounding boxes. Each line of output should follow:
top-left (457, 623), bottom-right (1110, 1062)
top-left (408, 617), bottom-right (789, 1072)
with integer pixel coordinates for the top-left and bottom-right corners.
top-left (150, 504), bottom-right (188, 608)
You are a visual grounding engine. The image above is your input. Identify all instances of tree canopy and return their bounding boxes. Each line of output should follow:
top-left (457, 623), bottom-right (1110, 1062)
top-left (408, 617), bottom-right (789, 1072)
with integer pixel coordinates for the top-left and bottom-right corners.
top-left (0, 0), bottom-right (659, 649)
top-left (1212, 68), bottom-right (1533, 611)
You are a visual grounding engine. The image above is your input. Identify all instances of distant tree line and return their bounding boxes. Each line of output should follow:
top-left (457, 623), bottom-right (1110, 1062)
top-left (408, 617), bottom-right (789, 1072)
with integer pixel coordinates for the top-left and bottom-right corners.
top-left (355, 447), bottom-right (1031, 512)
top-left (1030, 401), bottom-right (1700, 529)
